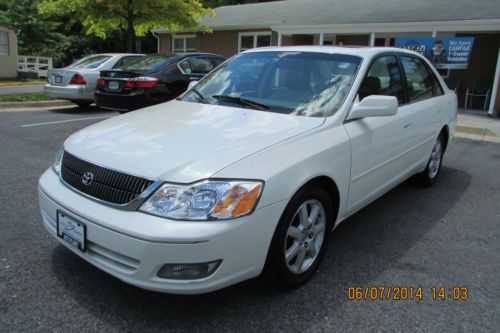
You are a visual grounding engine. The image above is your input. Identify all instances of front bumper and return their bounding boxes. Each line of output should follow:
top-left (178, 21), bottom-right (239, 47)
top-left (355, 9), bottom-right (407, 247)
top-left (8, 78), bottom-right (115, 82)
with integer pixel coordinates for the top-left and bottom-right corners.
top-left (38, 169), bottom-right (285, 294)
top-left (45, 84), bottom-right (95, 101)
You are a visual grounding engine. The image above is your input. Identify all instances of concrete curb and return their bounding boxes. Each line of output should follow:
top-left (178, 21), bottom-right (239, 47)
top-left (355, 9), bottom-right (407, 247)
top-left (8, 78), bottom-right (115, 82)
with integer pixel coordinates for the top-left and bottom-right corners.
top-left (455, 125), bottom-right (499, 143)
top-left (456, 125), bottom-right (497, 137)
top-left (0, 100), bottom-right (72, 109)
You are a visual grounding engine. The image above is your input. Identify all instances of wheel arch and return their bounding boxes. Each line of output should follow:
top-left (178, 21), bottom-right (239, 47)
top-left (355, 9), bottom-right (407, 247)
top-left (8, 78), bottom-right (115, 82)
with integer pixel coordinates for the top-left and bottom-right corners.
top-left (440, 125), bottom-right (450, 152)
top-left (281, 175), bottom-right (341, 229)
top-left (262, 174), bottom-right (342, 282)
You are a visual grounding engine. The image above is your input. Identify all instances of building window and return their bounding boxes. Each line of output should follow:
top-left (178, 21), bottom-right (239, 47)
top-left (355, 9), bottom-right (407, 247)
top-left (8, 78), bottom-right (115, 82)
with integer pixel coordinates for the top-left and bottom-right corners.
top-left (172, 35), bottom-right (197, 53)
top-left (0, 32), bottom-right (9, 55)
top-left (238, 33), bottom-right (271, 52)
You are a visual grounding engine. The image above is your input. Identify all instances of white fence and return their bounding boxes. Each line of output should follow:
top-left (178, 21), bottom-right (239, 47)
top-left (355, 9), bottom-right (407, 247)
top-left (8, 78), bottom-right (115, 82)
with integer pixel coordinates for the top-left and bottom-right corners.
top-left (18, 56), bottom-right (53, 78)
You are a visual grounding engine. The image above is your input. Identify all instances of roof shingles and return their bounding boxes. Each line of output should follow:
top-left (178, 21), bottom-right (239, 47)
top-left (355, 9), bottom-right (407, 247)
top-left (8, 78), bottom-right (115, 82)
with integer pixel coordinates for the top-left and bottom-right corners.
top-left (202, 0), bottom-right (500, 29)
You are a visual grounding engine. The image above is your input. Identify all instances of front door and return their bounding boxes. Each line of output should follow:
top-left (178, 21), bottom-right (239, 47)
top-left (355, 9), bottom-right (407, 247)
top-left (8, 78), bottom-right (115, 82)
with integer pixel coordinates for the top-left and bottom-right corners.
top-left (344, 55), bottom-right (415, 214)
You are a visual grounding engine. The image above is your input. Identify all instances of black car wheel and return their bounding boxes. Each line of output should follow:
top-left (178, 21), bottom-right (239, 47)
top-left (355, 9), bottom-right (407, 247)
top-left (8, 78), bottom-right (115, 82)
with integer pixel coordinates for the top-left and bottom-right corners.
top-left (265, 186), bottom-right (334, 287)
top-left (418, 133), bottom-right (445, 186)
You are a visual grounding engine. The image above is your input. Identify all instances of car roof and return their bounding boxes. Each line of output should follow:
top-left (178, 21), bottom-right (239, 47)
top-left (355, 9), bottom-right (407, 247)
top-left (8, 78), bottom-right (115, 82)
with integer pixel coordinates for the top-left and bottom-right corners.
top-left (171, 52), bottom-right (226, 60)
top-left (175, 52), bottom-right (225, 57)
top-left (243, 46), bottom-right (422, 58)
top-left (100, 53), bottom-right (146, 57)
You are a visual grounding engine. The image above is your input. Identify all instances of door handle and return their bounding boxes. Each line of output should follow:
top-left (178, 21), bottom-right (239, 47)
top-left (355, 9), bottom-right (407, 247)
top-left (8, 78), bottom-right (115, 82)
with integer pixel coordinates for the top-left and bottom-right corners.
top-left (437, 109), bottom-right (442, 114)
top-left (403, 123), bottom-right (412, 129)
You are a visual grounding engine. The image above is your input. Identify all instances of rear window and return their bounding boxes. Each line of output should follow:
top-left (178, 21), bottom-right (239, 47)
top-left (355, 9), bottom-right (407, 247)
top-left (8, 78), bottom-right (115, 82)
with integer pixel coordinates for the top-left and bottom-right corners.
top-left (400, 56), bottom-right (434, 103)
top-left (71, 55), bottom-right (112, 69)
top-left (122, 54), bottom-right (176, 72)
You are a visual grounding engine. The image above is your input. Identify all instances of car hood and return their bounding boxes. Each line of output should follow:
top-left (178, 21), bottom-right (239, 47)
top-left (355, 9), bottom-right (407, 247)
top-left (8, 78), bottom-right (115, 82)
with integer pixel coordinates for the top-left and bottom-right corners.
top-left (64, 100), bottom-right (325, 182)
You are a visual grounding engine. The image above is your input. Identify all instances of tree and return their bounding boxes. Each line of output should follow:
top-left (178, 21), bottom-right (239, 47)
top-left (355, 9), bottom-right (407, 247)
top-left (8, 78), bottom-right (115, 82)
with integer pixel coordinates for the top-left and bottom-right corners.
top-left (202, 0), bottom-right (276, 6)
top-left (38, 0), bottom-right (214, 53)
top-left (0, 0), bottom-right (67, 56)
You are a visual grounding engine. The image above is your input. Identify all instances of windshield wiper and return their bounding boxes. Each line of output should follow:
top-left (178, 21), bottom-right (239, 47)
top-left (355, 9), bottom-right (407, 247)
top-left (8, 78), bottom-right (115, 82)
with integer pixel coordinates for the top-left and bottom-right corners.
top-left (192, 88), bottom-right (210, 104)
top-left (212, 95), bottom-right (269, 111)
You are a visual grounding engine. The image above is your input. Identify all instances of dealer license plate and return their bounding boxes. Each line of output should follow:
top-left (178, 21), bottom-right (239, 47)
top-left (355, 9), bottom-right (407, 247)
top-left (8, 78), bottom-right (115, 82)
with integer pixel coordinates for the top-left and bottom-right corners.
top-left (54, 75), bottom-right (62, 84)
top-left (57, 211), bottom-right (86, 251)
top-left (107, 81), bottom-right (120, 90)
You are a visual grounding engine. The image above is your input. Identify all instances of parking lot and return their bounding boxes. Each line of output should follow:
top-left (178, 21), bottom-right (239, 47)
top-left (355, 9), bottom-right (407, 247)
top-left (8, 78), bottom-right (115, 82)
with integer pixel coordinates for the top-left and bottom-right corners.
top-left (0, 106), bottom-right (499, 332)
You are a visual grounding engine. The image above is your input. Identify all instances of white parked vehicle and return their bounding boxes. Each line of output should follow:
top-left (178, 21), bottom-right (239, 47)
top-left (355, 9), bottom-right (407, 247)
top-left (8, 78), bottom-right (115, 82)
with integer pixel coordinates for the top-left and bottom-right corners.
top-left (39, 46), bottom-right (457, 294)
top-left (45, 53), bottom-right (144, 107)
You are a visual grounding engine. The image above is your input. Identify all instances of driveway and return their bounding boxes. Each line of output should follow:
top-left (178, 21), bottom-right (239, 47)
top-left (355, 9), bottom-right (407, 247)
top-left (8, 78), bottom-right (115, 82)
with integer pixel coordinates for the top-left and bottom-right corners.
top-left (0, 106), bottom-right (498, 332)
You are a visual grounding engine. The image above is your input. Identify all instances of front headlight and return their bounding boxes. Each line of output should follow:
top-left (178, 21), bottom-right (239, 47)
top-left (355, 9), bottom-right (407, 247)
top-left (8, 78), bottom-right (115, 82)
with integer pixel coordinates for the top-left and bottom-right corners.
top-left (139, 180), bottom-right (263, 220)
top-left (52, 147), bottom-right (64, 175)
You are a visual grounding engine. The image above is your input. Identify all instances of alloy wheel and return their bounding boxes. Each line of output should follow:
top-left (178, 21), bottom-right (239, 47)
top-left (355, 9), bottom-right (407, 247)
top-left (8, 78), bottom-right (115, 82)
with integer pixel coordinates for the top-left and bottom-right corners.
top-left (284, 199), bottom-right (326, 274)
top-left (428, 139), bottom-right (442, 179)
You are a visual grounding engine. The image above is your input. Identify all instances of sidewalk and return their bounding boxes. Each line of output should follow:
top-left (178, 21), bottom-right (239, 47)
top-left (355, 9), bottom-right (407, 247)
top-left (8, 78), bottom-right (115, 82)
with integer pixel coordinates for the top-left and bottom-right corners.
top-left (456, 109), bottom-right (500, 143)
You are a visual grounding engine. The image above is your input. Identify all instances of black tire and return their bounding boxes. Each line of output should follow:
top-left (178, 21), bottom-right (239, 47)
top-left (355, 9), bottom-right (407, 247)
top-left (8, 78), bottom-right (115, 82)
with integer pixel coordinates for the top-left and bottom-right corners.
top-left (264, 186), bottom-right (334, 287)
top-left (418, 133), bottom-right (445, 186)
top-left (73, 101), bottom-right (92, 107)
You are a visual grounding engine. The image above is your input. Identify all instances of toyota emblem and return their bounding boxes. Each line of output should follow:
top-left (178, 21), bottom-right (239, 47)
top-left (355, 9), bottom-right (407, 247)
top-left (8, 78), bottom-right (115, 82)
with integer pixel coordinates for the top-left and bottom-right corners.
top-left (82, 172), bottom-right (94, 186)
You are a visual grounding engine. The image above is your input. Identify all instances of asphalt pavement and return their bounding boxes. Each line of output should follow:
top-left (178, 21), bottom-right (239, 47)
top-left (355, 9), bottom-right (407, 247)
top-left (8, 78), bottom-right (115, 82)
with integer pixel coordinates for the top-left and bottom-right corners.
top-left (0, 106), bottom-right (499, 332)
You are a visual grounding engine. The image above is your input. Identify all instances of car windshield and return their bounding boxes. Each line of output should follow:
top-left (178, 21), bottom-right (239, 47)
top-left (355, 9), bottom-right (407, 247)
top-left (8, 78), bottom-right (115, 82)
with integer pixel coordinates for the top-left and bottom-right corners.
top-left (70, 55), bottom-right (112, 69)
top-left (122, 54), bottom-right (177, 72)
top-left (181, 51), bottom-right (362, 117)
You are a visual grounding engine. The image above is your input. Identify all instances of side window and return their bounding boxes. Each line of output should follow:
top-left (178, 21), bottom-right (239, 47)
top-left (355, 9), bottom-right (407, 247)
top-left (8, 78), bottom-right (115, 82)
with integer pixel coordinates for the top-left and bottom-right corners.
top-left (434, 79), bottom-right (444, 96)
top-left (211, 57), bottom-right (225, 67)
top-left (162, 63), bottom-right (180, 75)
top-left (112, 56), bottom-right (142, 69)
top-left (400, 56), bottom-right (434, 102)
top-left (429, 70), bottom-right (444, 96)
top-left (178, 59), bottom-right (191, 74)
top-left (359, 55), bottom-right (404, 104)
top-left (187, 57), bottom-right (215, 74)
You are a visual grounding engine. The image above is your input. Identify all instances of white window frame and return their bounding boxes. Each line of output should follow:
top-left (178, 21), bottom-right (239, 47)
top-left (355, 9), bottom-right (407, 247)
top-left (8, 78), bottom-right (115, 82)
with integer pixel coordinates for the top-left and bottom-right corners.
top-left (172, 34), bottom-right (197, 53)
top-left (238, 32), bottom-right (272, 52)
top-left (0, 31), bottom-right (9, 56)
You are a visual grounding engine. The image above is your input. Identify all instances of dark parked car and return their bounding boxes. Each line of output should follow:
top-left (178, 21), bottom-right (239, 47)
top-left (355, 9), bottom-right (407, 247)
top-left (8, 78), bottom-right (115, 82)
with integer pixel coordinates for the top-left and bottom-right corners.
top-left (95, 53), bottom-right (226, 112)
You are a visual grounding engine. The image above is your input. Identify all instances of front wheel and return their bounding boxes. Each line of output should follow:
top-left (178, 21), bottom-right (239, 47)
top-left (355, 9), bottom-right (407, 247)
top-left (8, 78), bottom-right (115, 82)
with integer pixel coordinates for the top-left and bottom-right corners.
top-left (265, 187), bottom-right (334, 287)
top-left (418, 133), bottom-right (444, 186)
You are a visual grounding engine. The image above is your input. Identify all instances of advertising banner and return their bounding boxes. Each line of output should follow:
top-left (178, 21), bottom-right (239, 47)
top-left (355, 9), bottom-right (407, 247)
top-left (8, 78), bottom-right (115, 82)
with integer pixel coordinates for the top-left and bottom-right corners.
top-left (395, 37), bottom-right (475, 69)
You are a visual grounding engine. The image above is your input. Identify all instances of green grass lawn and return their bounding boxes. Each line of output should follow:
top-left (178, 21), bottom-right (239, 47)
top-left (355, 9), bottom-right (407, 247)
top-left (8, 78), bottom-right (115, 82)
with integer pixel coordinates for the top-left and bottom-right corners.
top-left (0, 78), bottom-right (47, 86)
top-left (0, 92), bottom-right (53, 102)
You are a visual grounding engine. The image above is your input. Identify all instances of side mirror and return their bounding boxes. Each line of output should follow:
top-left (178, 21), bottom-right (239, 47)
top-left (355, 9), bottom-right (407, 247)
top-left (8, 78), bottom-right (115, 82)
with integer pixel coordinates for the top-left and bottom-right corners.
top-left (347, 95), bottom-right (398, 121)
top-left (187, 80), bottom-right (198, 91)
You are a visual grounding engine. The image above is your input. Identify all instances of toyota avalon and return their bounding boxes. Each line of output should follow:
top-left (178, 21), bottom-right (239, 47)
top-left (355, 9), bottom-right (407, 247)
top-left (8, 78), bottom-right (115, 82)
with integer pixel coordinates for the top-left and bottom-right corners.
top-left (38, 46), bottom-right (457, 294)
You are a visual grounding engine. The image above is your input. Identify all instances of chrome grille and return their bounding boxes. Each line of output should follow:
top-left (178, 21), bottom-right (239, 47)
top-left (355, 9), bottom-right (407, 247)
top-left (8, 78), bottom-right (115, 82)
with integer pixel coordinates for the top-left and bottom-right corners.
top-left (60, 152), bottom-right (154, 205)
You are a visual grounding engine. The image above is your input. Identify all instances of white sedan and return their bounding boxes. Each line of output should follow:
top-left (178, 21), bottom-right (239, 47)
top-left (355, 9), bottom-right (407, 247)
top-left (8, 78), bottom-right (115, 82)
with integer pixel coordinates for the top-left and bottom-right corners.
top-left (38, 46), bottom-right (457, 294)
top-left (45, 53), bottom-right (144, 107)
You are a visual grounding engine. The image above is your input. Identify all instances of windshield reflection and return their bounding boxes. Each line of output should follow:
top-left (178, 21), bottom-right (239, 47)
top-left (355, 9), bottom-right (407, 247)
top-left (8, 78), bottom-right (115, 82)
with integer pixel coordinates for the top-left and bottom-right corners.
top-left (181, 51), bottom-right (361, 117)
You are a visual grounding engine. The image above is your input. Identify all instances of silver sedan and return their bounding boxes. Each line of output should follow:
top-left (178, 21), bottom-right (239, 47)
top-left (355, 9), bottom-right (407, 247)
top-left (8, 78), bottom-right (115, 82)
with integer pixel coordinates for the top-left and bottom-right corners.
top-left (45, 53), bottom-right (144, 107)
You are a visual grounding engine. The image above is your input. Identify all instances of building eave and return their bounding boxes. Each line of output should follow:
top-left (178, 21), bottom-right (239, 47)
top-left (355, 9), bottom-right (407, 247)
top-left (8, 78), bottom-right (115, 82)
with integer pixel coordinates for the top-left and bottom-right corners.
top-left (272, 19), bottom-right (500, 34)
top-left (151, 24), bottom-right (272, 34)
top-left (152, 19), bottom-right (500, 35)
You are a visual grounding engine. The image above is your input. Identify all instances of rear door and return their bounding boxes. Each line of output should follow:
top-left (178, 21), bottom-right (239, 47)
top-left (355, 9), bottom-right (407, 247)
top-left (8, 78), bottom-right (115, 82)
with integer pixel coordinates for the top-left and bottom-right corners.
top-left (344, 54), bottom-right (415, 214)
top-left (398, 55), bottom-right (444, 167)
